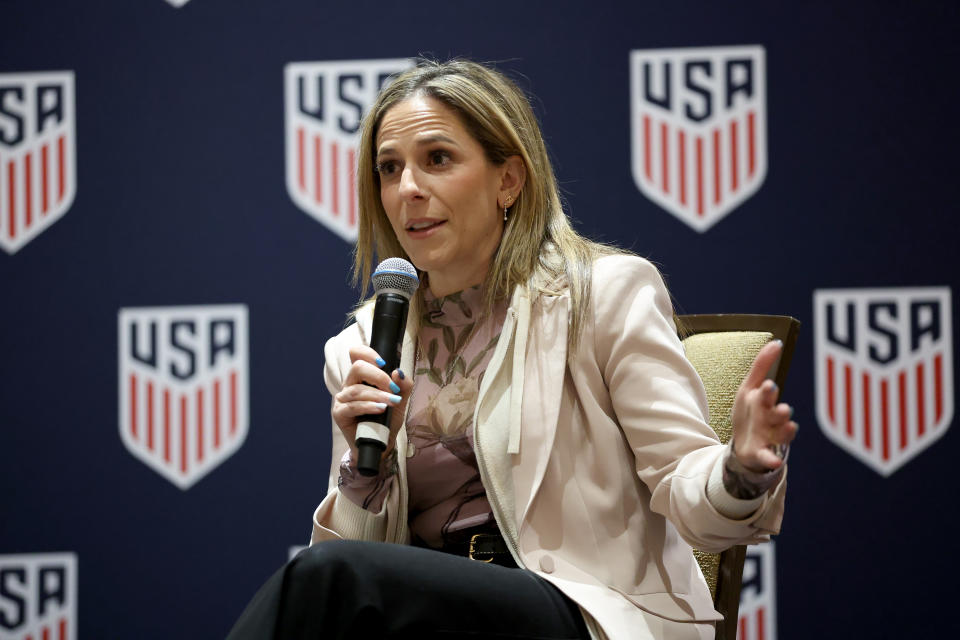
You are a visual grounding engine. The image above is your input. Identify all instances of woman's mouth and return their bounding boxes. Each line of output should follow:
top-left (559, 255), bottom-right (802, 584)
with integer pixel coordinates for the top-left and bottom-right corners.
top-left (406, 220), bottom-right (446, 236)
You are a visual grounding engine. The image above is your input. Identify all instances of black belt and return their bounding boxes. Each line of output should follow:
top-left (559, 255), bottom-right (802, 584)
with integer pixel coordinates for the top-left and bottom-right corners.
top-left (436, 526), bottom-right (518, 568)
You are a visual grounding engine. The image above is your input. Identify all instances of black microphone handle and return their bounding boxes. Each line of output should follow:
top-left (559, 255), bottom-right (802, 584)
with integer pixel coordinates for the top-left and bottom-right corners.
top-left (355, 292), bottom-right (409, 476)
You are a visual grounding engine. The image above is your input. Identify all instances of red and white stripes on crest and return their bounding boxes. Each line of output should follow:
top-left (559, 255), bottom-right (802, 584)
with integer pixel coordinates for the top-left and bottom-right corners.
top-left (0, 135), bottom-right (69, 241)
top-left (23, 617), bottom-right (69, 640)
top-left (127, 370), bottom-right (240, 477)
top-left (737, 607), bottom-right (767, 640)
top-left (823, 353), bottom-right (946, 463)
top-left (640, 111), bottom-right (757, 217)
top-left (294, 126), bottom-right (357, 227)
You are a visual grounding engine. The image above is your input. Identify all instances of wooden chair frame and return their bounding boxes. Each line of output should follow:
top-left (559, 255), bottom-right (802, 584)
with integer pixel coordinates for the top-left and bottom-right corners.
top-left (677, 314), bottom-right (800, 640)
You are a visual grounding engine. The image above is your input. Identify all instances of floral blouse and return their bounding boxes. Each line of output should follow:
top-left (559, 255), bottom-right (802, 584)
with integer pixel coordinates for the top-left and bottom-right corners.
top-left (338, 285), bottom-right (507, 549)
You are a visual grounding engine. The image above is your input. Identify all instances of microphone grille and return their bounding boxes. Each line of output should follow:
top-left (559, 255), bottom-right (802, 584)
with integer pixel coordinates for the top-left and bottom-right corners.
top-left (372, 258), bottom-right (419, 297)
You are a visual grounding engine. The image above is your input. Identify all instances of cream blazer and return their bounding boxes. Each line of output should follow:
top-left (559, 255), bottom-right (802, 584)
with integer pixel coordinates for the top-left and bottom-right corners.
top-left (311, 255), bottom-right (787, 640)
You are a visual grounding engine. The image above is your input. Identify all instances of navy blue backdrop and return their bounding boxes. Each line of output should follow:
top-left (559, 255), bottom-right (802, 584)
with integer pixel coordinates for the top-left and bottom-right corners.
top-left (2, 1), bottom-right (958, 638)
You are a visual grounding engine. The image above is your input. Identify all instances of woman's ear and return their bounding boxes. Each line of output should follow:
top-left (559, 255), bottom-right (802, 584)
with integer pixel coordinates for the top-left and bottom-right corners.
top-left (500, 155), bottom-right (527, 201)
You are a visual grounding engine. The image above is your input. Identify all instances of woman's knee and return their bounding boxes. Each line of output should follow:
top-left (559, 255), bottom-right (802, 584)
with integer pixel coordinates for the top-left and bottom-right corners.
top-left (289, 540), bottom-right (367, 585)
top-left (277, 541), bottom-right (393, 637)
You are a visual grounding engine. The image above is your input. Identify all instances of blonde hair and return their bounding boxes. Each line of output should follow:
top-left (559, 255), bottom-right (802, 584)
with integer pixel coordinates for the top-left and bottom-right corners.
top-left (354, 59), bottom-right (618, 350)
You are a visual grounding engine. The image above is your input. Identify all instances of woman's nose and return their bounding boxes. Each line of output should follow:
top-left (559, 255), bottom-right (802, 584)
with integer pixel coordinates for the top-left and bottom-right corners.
top-left (398, 166), bottom-right (424, 200)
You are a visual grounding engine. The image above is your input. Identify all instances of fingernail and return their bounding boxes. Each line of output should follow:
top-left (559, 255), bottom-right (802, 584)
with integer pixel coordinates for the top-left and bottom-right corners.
top-left (389, 381), bottom-right (401, 394)
top-left (373, 402), bottom-right (387, 410)
top-left (388, 394), bottom-right (402, 404)
top-left (396, 369), bottom-right (406, 380)
top-left (789, 406), bottom-right (795, 418)
top-left (769, 381), bottom-right (779, 392)
top-left (774, 339), bottom-right (783, 347)
top-left (375, 356), bottom-right (386, 367)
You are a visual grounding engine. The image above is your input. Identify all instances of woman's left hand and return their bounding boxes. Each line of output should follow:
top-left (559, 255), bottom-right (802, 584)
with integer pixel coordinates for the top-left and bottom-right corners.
top-left (730, 340), bottom-right (798, 473)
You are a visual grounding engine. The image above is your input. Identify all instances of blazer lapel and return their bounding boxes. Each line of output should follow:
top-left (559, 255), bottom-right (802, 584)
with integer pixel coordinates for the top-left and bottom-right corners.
top-left (515, 293), bottom-right (569, 526)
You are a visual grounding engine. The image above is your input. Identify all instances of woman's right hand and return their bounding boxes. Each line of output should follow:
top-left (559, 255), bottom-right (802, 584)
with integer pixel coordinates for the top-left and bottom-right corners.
top-left (332, 345), bottom-right (412, 464)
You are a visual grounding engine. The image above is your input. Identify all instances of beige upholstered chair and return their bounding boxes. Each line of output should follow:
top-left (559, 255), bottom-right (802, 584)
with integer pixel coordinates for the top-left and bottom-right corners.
top-left (677, 314), bottom-right (800, 640)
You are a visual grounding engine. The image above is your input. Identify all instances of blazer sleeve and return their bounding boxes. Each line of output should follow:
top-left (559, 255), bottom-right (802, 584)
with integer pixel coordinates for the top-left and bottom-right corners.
top-left (591, 255), bottom-right (786, 552)
top-left (309, 324), bottom-right (391, 545)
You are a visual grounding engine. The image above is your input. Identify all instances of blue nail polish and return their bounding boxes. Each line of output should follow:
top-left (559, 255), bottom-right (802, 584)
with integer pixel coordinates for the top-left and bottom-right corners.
top-left (396, 369), bottom-right (406, 380)
top-left (375, 357), bottom-right (386, 367)
top-left (789, 406), bottom-right (795, 418)
top-left (389, 381), bottom-right (401, 394)
top-left (373, 402), bottom-right (387, 410)
top-left (388, 394), bottom-right (402, 404)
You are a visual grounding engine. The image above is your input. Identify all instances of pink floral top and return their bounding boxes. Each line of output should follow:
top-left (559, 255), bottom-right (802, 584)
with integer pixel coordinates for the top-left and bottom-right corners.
top-left (338, 285), bottom-right (507, 548)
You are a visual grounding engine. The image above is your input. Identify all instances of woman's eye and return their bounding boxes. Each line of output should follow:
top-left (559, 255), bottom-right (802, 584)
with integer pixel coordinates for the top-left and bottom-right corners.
top-left (428, 150), bottom-right (450, 167)
top-left (375, 160), bottom-right (398, 176)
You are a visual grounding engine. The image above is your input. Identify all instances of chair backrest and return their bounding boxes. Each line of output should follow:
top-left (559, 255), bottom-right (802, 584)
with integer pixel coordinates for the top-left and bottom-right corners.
top-left (677, 314), bottom-right (800, 640)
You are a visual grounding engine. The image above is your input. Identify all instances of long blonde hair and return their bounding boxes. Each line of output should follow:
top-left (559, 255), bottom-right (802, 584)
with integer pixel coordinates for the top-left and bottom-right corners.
top-left (354, 59), bottom-right (618, 350)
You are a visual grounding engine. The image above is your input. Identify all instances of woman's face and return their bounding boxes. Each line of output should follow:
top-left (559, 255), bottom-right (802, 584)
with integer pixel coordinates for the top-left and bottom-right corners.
top-left (375, 94), bottom-right (512, 297)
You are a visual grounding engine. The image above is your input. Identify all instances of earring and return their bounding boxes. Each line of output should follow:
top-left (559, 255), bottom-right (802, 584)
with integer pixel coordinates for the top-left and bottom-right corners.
top-left (503, 196), bottom-right (512, 221)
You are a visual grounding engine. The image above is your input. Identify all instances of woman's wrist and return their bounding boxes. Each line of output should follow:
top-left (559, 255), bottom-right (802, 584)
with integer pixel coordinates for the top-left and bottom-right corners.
top-left (339, 447), bottom-right (396, 512)
top-left (722, 439), bottom-right (786, 500)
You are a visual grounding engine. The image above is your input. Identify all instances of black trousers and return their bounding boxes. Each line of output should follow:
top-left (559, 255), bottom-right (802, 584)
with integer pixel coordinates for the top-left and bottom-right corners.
top-left (227, 540), bottom-right (591, 639)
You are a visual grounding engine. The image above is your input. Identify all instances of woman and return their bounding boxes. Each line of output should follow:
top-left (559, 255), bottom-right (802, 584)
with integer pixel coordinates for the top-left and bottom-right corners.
top-left (230, 59), bottom-right (795, 640)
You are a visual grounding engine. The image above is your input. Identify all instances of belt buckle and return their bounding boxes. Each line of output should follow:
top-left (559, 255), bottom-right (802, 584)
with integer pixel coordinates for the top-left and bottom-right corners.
top-left (469, 533), bottom-right (494, 563)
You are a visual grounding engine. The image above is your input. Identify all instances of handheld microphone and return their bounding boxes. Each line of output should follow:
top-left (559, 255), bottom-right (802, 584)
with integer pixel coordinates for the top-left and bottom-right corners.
top-left (355, 258), bottom-right (419, 476)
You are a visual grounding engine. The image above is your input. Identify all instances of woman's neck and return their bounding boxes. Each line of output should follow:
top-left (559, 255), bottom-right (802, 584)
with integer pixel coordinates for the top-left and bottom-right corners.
top-left (426, 267), bottom-right (488, 298)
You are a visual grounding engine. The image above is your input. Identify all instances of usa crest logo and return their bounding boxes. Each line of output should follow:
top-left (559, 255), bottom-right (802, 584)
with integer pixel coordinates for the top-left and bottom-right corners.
top-left (737, 543), bottom-right (777, 640)
top-left (118, 304), bottom-right (249, 489)
top-left (630, 46), bottom-right (767, 232)
top-left (284, 59), bottom-right (413, 242)
top-left (815, 288), bottom-right (954, 475)
top-left (0, 552), bottom-right (77, 640)
top-left (0, 71), bottom-right (77, 254)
